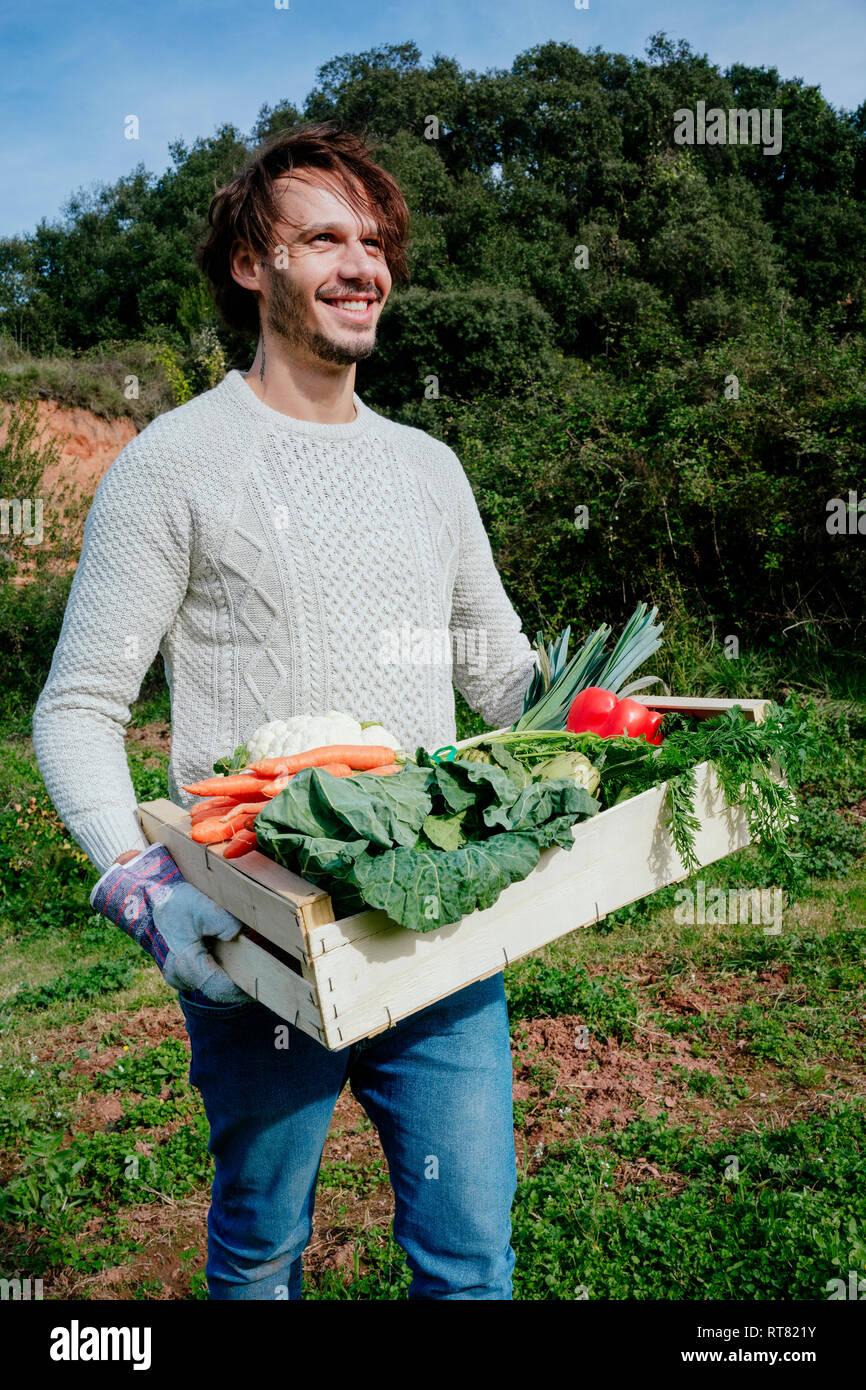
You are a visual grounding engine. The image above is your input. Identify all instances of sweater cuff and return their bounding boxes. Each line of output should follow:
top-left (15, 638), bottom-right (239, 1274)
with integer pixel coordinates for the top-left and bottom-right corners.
top-left (69, 806), bottom-right (151, 876)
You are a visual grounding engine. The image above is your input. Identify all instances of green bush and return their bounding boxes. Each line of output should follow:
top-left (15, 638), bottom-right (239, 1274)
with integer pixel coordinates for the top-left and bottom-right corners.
top-left (789, 797), bottom-right (866, 881)
top-left (361, 283), bottom-right (558, 410)
top-left (0, 573), bottom-right (72, 716)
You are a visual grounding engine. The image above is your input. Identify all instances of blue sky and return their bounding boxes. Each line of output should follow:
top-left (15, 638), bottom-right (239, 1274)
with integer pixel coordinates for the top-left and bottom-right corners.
top-left (1, 0), bottom-right (864, 237)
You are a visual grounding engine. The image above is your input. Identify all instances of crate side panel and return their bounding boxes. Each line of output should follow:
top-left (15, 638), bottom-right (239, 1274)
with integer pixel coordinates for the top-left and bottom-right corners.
top-left (306, 757), bottom-right (737, 959)
top-left (137, 801), bottom-right (312, 966)
top-left (318, 765), bottom-right (753, 1048)
top-left (211, 934), bottom-right (327, 1045)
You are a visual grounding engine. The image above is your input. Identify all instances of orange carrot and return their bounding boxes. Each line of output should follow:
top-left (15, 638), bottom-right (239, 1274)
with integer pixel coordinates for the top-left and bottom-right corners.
top-left (245, 745), bottom-right (397, 777)
top-left (316, 762), bottom-right (354, 776)
top-left (359, 763), bottom-right (402, 775)
top-left (191, 805), bottom-right (239, 826)
top-left (223, 831), bottom-right (258, 859)
top-left (182, 774), bottom-right (271, 797)
top-left (259, 774), bottom-right (292, 798)
top-left (216, 800), bottom-right (268, 822)
top-left (189, 795), bottom-right (239, 817)
top-left (191, 818), bottom-right (236, 844)
top-left (191, 812), bottom-right (252, 843)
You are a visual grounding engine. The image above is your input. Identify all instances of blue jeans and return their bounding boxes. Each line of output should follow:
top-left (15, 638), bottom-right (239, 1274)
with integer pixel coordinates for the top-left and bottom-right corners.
top-left (178, 971), bottom-right (518, 1300)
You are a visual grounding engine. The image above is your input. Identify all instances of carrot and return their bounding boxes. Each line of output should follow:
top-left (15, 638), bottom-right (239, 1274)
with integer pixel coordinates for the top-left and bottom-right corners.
top-left (359, 763), bottom-right (402, 775)
top-left (223, 831), bottom-right (259, 859)
top-left (317, 762), bottom-right (354, 776)
top-left (190, 812), bottom-right (254, 843)
top-left (182, 774), bottom-right (272, 797)
top-left (190, 800), bottom-right (241, 824)
top-left (188, 794), bottom-right (239, 814)
top-left (223, 840), bottom-right (254, 859)
top-left (191, 817), bottom-right (238, 844)
top-left (241, 757), bottom-right (298, 776)
top-left (259, 774), bottom-right (292, 798)
top-left (245, 745), bottom-right (397, 776)
top-left (216, 801), bottom-right (268, 822)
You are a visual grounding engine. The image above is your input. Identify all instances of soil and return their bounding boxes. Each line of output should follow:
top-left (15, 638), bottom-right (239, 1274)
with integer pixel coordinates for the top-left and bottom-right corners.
top-left (35, 401), bottom-right (137, 493)
top-left (26, 726), bottom-right (864, 1297)
top-left (30, 950), bottom-right (862, 1300)
top-left (126, 722), bottom-right (171, 756)
top-left (2, 401), bottom-right (136, 585)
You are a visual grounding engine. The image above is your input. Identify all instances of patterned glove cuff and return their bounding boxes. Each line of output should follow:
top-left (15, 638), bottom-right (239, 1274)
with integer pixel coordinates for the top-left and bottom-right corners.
top-left (89, 843), bottom-right (185, 971)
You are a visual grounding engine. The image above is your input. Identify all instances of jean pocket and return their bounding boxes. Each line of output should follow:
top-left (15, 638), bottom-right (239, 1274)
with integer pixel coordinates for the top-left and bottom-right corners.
top-left (178, 988), bottom-right (257, 1018)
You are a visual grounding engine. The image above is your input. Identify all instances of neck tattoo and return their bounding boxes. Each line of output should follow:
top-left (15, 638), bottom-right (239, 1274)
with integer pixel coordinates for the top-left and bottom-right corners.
top-left (259, 337), bottom-right (266, 383)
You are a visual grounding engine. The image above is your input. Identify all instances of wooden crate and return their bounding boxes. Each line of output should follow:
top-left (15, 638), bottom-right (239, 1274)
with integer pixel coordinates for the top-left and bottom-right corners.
top-left (136, 696), bottom-right (772, 1051)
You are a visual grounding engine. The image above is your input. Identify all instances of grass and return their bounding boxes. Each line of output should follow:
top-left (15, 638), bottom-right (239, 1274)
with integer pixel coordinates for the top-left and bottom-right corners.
top-left (0, 667), bottom-right (862, 1299)
top-left (0, 337), bottom-right (178, 429)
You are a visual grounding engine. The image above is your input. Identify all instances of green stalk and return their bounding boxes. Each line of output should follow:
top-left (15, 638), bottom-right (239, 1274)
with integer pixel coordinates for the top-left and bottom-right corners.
top-left (513, 603), bottom-right (663, 732)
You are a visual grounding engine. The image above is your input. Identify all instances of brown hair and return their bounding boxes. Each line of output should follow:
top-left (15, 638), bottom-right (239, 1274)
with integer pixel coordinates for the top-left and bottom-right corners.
top-left (196, 122), bottom-right (410, 336)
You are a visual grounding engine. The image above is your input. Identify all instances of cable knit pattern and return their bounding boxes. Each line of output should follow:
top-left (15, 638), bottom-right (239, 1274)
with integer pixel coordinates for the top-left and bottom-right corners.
top-left (32, 370), bottom-right (536, 874)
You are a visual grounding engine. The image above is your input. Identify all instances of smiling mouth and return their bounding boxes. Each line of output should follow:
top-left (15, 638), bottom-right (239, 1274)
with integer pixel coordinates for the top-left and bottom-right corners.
top-left (319, 296), bottom-right (378, 323)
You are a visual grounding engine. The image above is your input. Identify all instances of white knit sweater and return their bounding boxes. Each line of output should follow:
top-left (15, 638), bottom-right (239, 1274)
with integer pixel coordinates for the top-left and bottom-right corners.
top-left (32, 370), bottom-right (537, 874)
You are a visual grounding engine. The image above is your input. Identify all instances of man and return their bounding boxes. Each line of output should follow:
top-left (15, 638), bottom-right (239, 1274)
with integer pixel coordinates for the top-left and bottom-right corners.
top-left (33, 123), bottom-right (537, 1300)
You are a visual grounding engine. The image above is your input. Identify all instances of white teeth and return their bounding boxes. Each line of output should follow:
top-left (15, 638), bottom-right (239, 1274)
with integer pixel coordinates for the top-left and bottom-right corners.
top-left (327, 300), bottom-right (369, 312)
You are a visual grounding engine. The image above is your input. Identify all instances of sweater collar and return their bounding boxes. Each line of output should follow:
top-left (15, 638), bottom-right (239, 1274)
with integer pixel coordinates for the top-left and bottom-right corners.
top-left (221, 369), bottom-right (376, 439)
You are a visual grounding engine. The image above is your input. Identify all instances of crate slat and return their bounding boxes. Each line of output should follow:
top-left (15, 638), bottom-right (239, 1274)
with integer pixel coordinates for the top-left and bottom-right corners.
top-left (137, 694), bottom-right (780, 1050)
top-left (137, 798), bottom-right (328, 970)
top-left (313, 759), bottom-right (753, 1048)
top-left (634, 696), bottom-right (770, 722)
top-left (210, 933), bottom-right (326, 1045)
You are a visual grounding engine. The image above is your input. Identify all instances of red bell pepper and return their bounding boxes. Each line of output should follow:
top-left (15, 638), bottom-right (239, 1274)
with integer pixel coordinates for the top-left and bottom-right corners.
top-left (566, 686), bottom-right (664, 745)
top-left (565, 687), bottom-right (619, 734)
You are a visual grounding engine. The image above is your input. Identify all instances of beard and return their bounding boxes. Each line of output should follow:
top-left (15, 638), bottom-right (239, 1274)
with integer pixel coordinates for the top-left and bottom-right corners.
top-left (265, 268), bottom-right (380, 366)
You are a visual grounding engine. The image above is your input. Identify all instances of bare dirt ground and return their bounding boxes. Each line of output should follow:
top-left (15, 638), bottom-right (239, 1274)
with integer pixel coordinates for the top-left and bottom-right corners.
top-left (28, 727), bottom-right (860, 1299)
top-left (32, 945), bottom-right (861, 1300)
top-left (126, 722), bottom-right (172, 756)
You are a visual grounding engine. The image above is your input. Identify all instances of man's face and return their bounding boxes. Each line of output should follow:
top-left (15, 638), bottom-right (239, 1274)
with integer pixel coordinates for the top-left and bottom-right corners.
top-left (258, 171), bottom-right (392, 367)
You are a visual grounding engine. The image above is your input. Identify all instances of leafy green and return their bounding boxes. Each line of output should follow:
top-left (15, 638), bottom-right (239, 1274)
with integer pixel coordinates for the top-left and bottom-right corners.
top-left (212, 744), bottom-right (249, 776)
top-left (262, 762), bottom-right (436, 847)
top-left (584, 702), bottom-right (808, 877)
top-left (254, 757), bottom-right (600, 932)
top-left (421, 808), bottom-right (471, 851)
top-left (352, 834), bottom-right (545, 930)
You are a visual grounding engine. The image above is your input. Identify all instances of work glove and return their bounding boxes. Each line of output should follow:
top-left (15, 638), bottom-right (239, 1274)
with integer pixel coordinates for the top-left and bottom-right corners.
top-left (153, 881), bottom-right (249, 1002)
top-left (90, 843), bottom-right (251, 1004)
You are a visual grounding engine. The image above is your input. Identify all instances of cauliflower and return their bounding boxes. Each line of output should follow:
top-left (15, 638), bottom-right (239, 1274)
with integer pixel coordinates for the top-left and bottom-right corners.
top-left (244, 710), bottom-right (403, 762)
